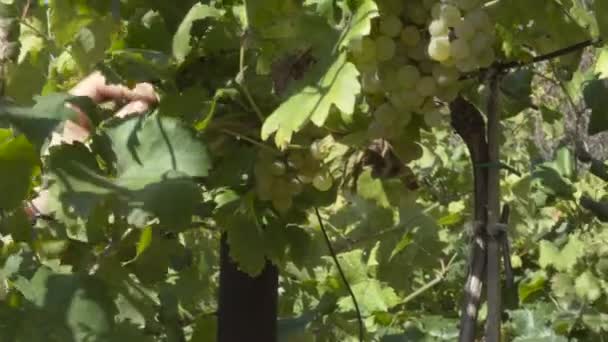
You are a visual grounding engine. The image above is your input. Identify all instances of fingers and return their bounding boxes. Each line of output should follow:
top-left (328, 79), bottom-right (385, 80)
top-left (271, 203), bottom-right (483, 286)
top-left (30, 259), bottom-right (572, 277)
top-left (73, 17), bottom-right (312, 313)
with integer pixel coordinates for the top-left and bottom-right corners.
top-left (115, 99), bottom-right (153, 118)
top-left (69, 71), bottom-right (158, 104)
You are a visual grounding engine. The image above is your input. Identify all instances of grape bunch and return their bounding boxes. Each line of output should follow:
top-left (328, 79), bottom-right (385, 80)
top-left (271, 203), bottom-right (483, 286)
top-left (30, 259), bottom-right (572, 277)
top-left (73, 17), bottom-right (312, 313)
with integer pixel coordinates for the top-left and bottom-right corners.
top-left (254, 142), bottom-right (334, 213)
top-left (348, 0), bottom-right (496, 136)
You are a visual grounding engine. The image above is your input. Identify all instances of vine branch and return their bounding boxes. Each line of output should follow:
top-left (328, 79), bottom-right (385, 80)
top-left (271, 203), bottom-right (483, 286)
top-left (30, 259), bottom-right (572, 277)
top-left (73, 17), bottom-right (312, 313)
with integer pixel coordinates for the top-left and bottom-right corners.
top-left (462, 38), bottom-right (601, 80)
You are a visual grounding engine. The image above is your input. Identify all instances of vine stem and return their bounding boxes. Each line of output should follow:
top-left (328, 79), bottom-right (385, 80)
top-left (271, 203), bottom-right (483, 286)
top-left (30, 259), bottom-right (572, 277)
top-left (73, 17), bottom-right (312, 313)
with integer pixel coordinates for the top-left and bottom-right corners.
top-left (314, 207), bottom-right (364, 342)
top-left (237, 34), bottom-right (265, 123)
top-left (391, 254), bottom-right (458, 310)
top-left (216, 127), bottom-right (280, 155)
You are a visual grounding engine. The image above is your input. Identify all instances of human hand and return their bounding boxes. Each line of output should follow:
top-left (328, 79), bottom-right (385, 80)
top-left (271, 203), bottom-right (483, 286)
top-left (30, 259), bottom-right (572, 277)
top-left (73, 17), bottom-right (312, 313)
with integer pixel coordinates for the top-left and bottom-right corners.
top-left (60, 71), bottom-right (158, 143)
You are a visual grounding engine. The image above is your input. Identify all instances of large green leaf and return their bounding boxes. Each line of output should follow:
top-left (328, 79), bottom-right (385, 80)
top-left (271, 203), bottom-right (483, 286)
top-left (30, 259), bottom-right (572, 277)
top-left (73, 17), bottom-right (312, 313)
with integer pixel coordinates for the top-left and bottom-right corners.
top-left (46, 112), bottom-right (211, 230)
top-left (0, 129), bottom-right (37, 210)
top-left (10, 266), bottom-right (116, 341)
top-left (260, 0), bottom-right (378, 148)
top-left (584, 78), bottom-right (608, 134)
top-left (0, 93), bottom-right (81, 149)
top-left (172, 3), bottom-right (223, 62)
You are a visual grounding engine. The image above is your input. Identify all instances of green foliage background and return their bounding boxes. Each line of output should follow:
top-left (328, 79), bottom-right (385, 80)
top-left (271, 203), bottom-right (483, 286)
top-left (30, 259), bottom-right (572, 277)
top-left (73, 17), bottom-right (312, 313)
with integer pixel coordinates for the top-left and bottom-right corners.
top-left (0, 0), bottom-right (608, 341)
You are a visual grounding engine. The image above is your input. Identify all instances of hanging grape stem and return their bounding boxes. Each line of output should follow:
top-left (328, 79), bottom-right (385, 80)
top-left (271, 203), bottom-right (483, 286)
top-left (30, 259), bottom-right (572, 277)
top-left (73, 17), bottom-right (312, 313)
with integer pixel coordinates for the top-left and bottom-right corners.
top-left (314, 207), bottom-right (364, 342)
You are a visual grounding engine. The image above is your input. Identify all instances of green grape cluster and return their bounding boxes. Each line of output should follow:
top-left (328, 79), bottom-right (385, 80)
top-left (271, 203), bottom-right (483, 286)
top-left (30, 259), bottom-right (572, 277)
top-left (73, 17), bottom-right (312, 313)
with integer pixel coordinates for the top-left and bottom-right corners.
top-left (254, 142), bottom-right (334, 213)
top-left (427, 1), bottom-right (495, 71)
top-left (348, 0), bottom-right (496, 136)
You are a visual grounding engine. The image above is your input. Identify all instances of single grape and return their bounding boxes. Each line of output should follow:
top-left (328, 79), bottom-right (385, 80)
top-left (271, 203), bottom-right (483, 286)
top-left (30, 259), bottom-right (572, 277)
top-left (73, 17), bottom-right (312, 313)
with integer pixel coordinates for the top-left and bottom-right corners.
top-left (470, 31), bottom-right (492, 55)
top-left (454, 19), bottom-right (475, 40)
top-left (256, 175), bottom-right (274, 201)
top-left (405, 3), bottom-right (428, 25)
top-left (407, 40), bottom-right (428, 61)
top-left (436, 84), bottom-right (461, 102)
top-left (432, 64), bottom-right (459, 86)
top-left (424, 110), bottom-right (444, 128)
top-left (396, 65), bottom-right (421, 88)
top-left (352, 37), bottom-right (377, 63)
top-left (428, 19), bottom-right (448, 37)
top-left (362, 71), bottom-right (382, 93)
top-left (418, 60), bottom-right (435, 74)
top-left (440, 4), bottom-right (461, 26)
top-left (401, 90), bottom-right (425, 108)
top-left (428, 36), bottom-right (451, 62)
top-left (478, 48), bottom-right (495, 68)
top-left (270, 160), bottom-right (287, 176)
top-left (288, 177), bottom-right (303, 195)
top-left (416, 76), bottom-right (437, 97)
top-left (375, 35), bottom-right (396, 62)
top-left (272, 191), bottom-right (293, 213)
top-left (455, 0), bottom-right (480, 11)
top-left (431, 3), bottom-right (442, 19)
top-left (465, 9), bottom-right (491, 31)
top-left (374, 102), bottom-right (398, 123)
top-left (380, 15), bottom-right (403, 37)
top-left (313, 172), bottom-right (333, 192)
top-left (454, 57), bottom-right (477, 72)
top-left (379, 65), bottom-right (401, 90)
top-left (450, 38), bottom-right (471, 59)
top-left (401, 26), bottom-right (421, 47)
top-left (423, 0), bottom-right (437, 10)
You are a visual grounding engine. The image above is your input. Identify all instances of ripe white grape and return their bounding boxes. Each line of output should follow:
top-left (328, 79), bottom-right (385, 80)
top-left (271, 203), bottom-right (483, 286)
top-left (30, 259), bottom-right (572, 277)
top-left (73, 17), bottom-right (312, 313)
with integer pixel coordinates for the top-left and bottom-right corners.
top-left (465, 9), bottom-right (491, 31)
top-left (454, 19), bottom-right (475, 40)
top-left (401, 91), bottom-right (425, 109)
top-left (437, 84), bottom-right (461, 102)
top-left (424, 110), bottom-right (444, 127)
top-left (454, 57), bottom-right (477, 72)
top-left (352, 37), bottom-right (377, 63)
top-left (423, 0), bottom-right (436, 10)
top-left (450, 38), bottom-right (471, 59)
top-left (470, 31), bottom-right (491, 55)
top-left (455, 0), bottom-right (480, 11)
top-left (419, 61), bottom-right (435, 74)
top-left (288, 178), bottom-right (303, 195)
top-left (375, 35), bottom-right (396, 62)
top-left (432, 65), bottom-right (459, 86)
top-left (478, 49), bottom-right (495, 67)
top-left (374, 102), bottom-right (397, 123)
top-left (380, 15), bottom-right (403, 37)
top-left (428, 19), bottom-right (448, 37)
top-left (272, 191), bottom-right (293, 213)
top-left (270, 160), bottom-right (287, 176)
top-left (428, 36), bottom-right (451, 62)
top-left (405, 3), bottom-right (429, 25)
top-left (416, 76), bottom-right (437, 97)
top-left (401, 26), bottom-right (421, 47)
top-left (362, 71), bottom-right (382, 93)
top-left (431, 3), bottom-right (442, 19)
top-left (312, 172), bottom-right (333, 192)
top-left (407, 40), bottom-right (428, 61)
top-left (440, 4), bottom-right (461, 26)
top-left (396, 65), bottom-right (421, 88)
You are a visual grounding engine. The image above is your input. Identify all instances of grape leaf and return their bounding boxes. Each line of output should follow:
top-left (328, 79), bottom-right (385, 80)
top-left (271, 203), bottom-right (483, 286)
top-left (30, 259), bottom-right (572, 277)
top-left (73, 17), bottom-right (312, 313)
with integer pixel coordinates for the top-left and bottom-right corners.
top-left (594, 0), bottom-right (608, 41)
top-left (172, 3), bottom-right (223, 62)
top-left (0, 93), bottom-right (80, 149)
top-left (260, 0), bottom-right (378, 148)
top-left (46, 112), bottom-right (211, 230)
top-left (574, 271), bottom-right (602, 303)
top-left (0, 129), bottom-right (37, 210)
top-left (584, 78), bottom-right (608, 135)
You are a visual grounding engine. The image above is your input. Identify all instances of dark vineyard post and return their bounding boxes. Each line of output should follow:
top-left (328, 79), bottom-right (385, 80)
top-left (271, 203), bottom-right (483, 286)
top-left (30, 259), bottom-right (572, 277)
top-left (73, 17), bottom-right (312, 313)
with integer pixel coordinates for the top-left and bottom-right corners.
top-left (218, 233), bottom-right (278, 342)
